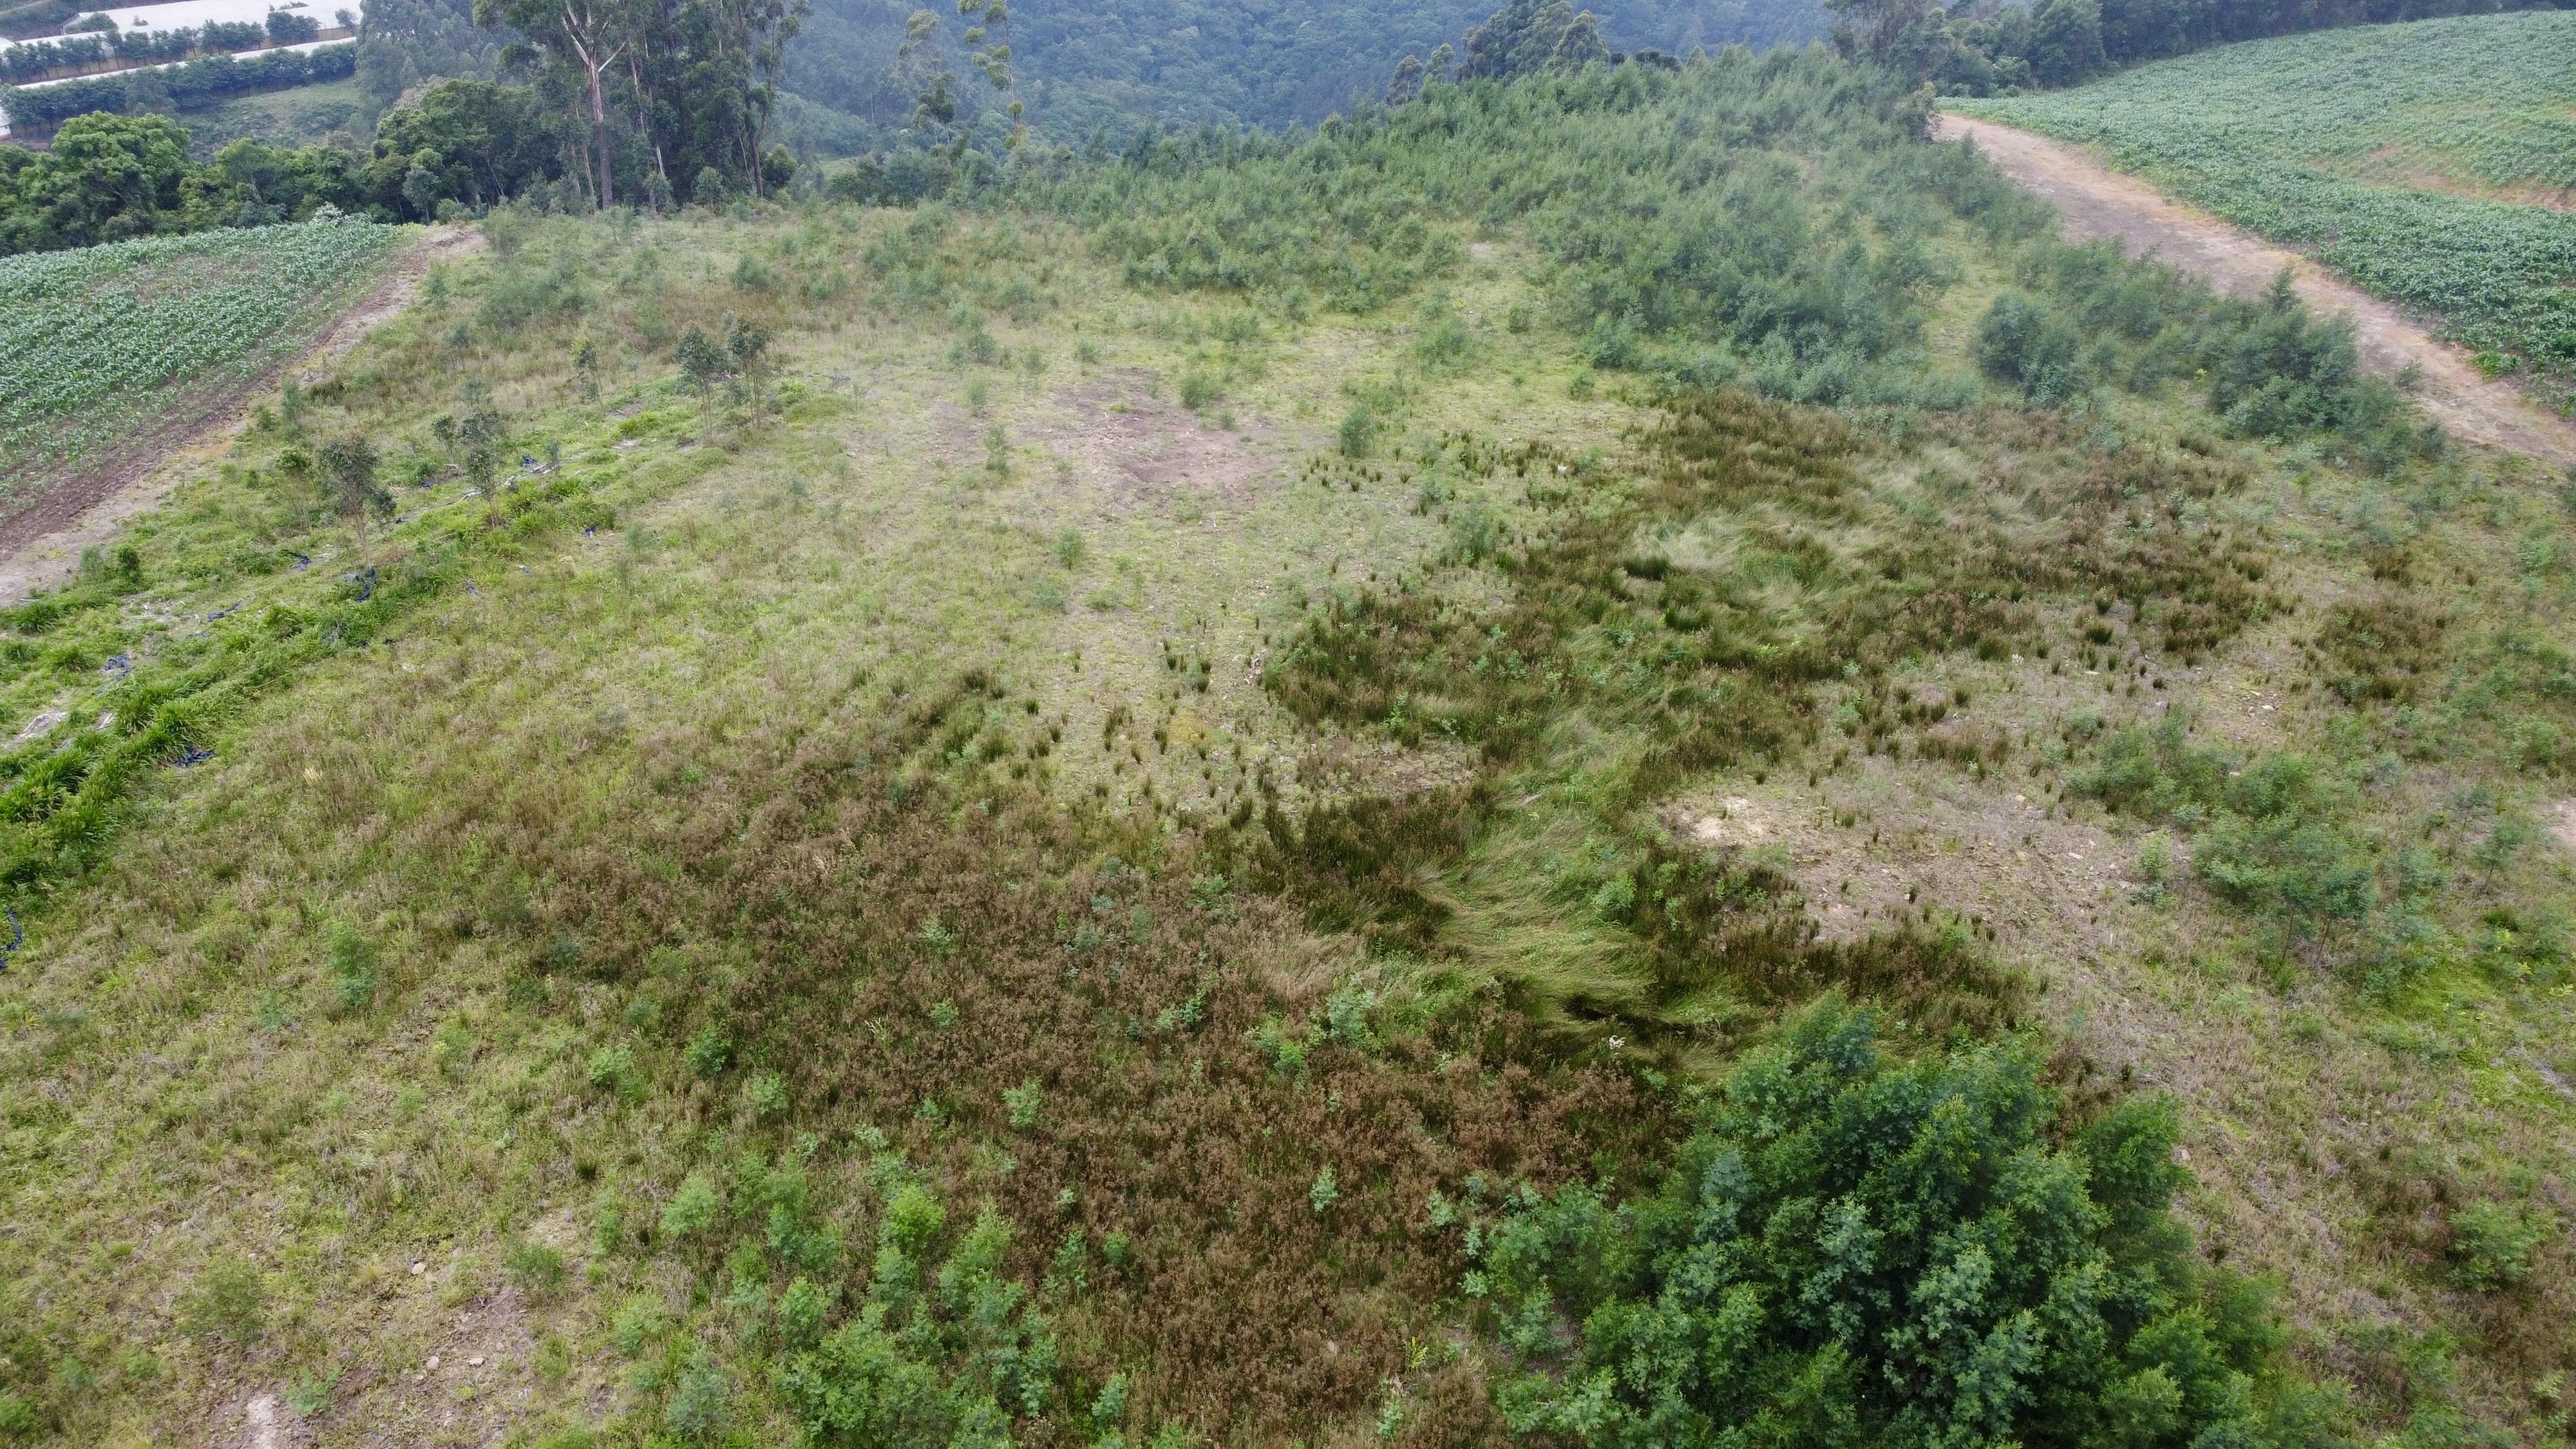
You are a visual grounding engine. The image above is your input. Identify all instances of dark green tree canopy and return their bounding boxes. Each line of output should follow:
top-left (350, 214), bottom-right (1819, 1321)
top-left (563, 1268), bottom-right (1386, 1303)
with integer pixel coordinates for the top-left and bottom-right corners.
top-left (1479, 997), bottom-right (2303, 1448)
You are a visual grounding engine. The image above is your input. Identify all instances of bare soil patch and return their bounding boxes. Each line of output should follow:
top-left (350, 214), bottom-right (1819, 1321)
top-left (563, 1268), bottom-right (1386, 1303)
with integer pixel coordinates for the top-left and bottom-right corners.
top-left (1935, 114), bottom-right (2576, 469)
top-left (1030, 370), bottom-right (1296, 518)
top-left (0, 224), bottom-right (483, 606)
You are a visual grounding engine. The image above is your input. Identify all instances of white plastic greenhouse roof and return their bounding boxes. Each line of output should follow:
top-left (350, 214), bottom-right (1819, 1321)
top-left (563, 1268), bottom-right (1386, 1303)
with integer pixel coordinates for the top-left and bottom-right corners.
top-left (0, 0), bottom-right (341, 51)
top-left (80, 0), bottom-right (336, 32)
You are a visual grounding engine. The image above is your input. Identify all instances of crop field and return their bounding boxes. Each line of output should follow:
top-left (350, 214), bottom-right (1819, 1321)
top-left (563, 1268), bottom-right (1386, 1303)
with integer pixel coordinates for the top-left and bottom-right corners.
top-left (1953, 10), bottom-right (2576, 393)
top-left (0, 219), bottom-right (404, 522)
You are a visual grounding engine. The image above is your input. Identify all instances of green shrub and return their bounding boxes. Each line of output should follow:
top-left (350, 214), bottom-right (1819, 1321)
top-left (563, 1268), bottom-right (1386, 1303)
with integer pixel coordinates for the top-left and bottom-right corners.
top-left (661, 1172), bottom-right (723, 1240)
top-left (432, 1017), bottom-right (475, 1079)
top-left (676, 328), bottom-right (730, 395)
top-left (584, 1044), bottom-right (636, 1094)
top-left (176, 1258), bottom-right (267, 1347)
top-left (2078, 713), bottom-right (2384, 940)
top-left (779, 1278), bottom-right (832, 1350)
top-left (1003, 1079), bottom-right (1044, 1132)
top-left (1319, 983), bottom-right (1378, 1049)
top-left (2136, 832), bottom-right (2174, 902)
top-left (285, 1368), bottom-right (338, 1417)
top-left (775, 1174), bottom-right (1057, 1443)
top-left (1091, 1372), bottom-right (1130, 1435)
top-left (614, 1296), bottom-right (666, 1356)
top-left (1477, 996), bottom-right (2294, 1447)
top-left (1975, 290), bottom-right (2087, 404)
top-left (2448, 1200), bottom-right (2552, 1291)
top-left (1249, 1015), bottom-right (1307, 1077)
top-left (505, 1238), bottom-right (567, 1299)
top-left (1416, 308), bottom-right (1475, 372)
top-left (325, 921), bottom-right (377, 1013)
top-left (1446, 500), bottom-right (1501, 564)
top-left (1309, 1165), bottom-right (1338, 1215)
top-left (685, 1025), bottom-right (732, 1078)
top-left (663, 1347), bottom-right (734, 1443)
top-left (1338, 401), bottom-right (1379, 458)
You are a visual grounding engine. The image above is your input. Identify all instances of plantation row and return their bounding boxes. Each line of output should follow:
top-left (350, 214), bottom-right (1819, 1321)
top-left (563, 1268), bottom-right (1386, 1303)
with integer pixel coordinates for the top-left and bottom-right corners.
top-left (1956, 10), bottom-right (2576, 384)
top-left (0, 6), bottom-right (330, 86)
top-left (0, 37), bottom-right (351, 131)
top-left (0, 216), bottom-right (401, 475)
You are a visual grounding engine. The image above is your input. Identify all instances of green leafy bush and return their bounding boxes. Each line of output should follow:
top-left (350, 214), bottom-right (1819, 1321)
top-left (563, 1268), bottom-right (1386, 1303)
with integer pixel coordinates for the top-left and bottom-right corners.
top-left (325, 921), bottom-right (377, 1013)
top-left (661, 1172), bottom-right (723, 1240)
top-left (2078, 712), bottom-right (2394, 943)
top-left (663, 1346), bottom-right (734, 1443)
top-left (1309, 1166), bottom-right (1340, 1215)
top-left (1003, 1079), bottom-right (1044, 1132)
top-left (774, 1170), bottom-right (1057, 1445)
top-left (1975, 290), bottom-right (2087, 404)
top-left (2448, 1200), bottom-right (2553, 1292)
top-left (584, 1044), bottom-right (636, 1094)
top-left (505, 1238), bottom-right (567, 1299)
top-left (685, 1025), bottom-right (733, 1077)
top-left (1339, 401), bottom-right (1379, 459)
top-left (1476, 996), bottom-right (2300, 1447)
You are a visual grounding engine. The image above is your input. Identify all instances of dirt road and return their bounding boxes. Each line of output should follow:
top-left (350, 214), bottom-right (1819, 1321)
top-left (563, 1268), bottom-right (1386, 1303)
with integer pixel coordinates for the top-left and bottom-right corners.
top-left (1935, 113), bottom-right (2576, 469)
top-left (0, 223), bottom-right (482, 606)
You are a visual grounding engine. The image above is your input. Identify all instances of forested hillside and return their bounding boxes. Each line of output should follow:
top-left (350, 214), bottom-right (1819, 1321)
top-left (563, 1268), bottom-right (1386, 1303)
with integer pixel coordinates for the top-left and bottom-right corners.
top-left (784, 0), bottom-right (1823, 137)
top-left (1, 20), bottom-right (2574, 1449)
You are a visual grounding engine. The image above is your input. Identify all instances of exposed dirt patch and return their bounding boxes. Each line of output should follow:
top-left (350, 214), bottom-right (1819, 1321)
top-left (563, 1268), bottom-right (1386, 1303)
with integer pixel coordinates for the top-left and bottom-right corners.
top-left (2552, 797), bottom-right (2576, 855)
top-left (1687, 795), bottom-right (1778, 848)
top-left (0, 224), bottom-right (484, 606)
top-left (1030, 371), bottom-right (1296, 518)
top-left (1674, 763), bottom-right (2132, 953)
top-left (231, 1391), bottom-right (305, 1448)
top-left (1935, 113), bottom-right (2576, 469)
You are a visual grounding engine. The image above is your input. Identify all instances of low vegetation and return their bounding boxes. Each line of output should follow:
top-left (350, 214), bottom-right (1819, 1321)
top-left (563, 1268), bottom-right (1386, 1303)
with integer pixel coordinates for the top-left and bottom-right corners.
top-left (0, 34), bottom-right (2570, 1449)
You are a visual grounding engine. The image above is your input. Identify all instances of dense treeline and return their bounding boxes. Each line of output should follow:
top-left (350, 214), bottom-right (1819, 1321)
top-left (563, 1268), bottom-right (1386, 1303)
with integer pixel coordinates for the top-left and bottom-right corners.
top-left (0, 0), bottom-right (811, 252)
top-left (0, 0), bottom-right (78, 41)
top-left (0, 40), bottom-right (355, 133)
top-left (1833, 0), bottom-right (2576, 91)
top-left (356, 0), bottom-right (503, 109)
top-left (785, 0), bottom-right (1822, 138)
top-left (468, 0), bottom-right (806, 211)
top-left (1, 9), bottom-right (334, 86)
top-left (0, 86), bottom-right (566, 251)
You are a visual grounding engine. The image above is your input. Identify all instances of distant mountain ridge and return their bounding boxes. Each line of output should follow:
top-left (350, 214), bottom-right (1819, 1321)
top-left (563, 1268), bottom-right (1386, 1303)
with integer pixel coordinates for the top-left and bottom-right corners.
top-left (786, 0), bottom-right (1829, 138)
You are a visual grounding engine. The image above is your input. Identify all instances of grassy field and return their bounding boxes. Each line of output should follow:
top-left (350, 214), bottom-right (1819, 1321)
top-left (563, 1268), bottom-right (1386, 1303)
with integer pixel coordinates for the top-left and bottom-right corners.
top-left (0, 220), bottom-right (406, 528)
top-left (178, 77), bottom-right (373, 156)
top-left (1, 59), bottom-right (2575, 1448)
top-left (1952, 10), bottom-right (2576, 397)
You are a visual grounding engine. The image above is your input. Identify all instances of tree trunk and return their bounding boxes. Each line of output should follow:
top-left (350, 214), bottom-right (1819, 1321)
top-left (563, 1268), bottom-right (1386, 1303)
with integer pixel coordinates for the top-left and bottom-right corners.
top-left (588, 65), bottom-right (613, 207)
